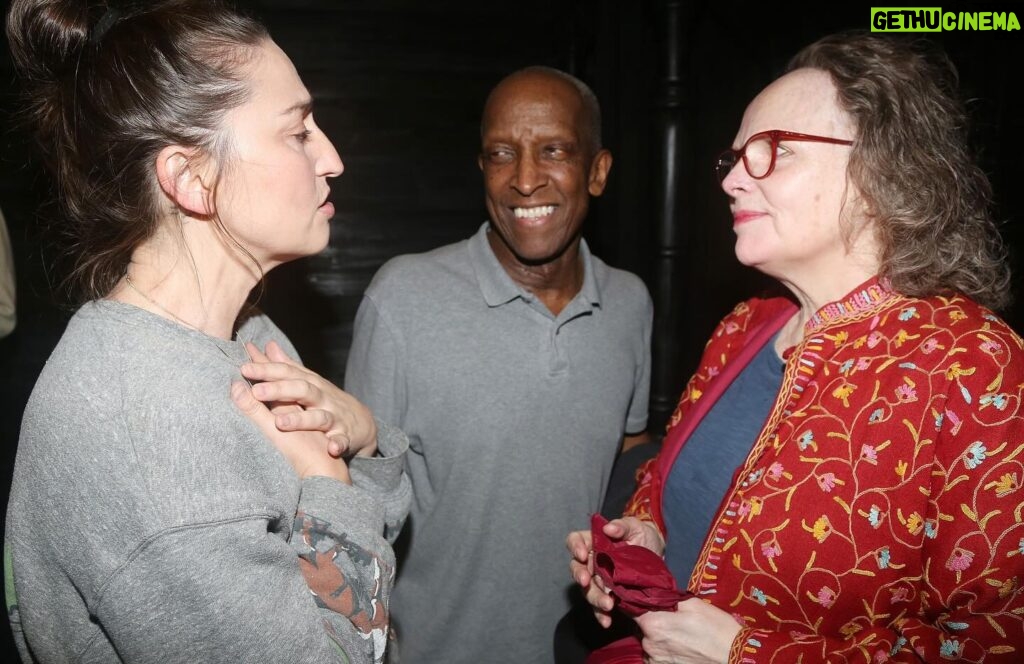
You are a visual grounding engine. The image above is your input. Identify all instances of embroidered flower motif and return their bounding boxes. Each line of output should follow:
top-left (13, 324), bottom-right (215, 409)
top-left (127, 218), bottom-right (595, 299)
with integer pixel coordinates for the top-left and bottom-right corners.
top-left (949, 310), bottom-right (967, 322)
top-left (767, 462), bottom-right (785, 481)
top-left (746, 468), bottom-right (764, 484)
top-left (945, 362), bottom-right (975, 381)
top-left (877, 547), bottom-right (891, 569)
top-left (1018, 538), bottom-right (1024, 556)
top-left (898, 307), bottom-right (917, 321)
top-left (839, 359), bottom-right (855, 375)
top-left (905, 512), bottom-right (924, 536)
top-left (861, 444), bottom-right (879, 464)
top-left (690, 388), bottom-right (703, 403)
top-left (921, 338), bottom-right (941, 354)
top-left (940, 637), bottom-right (963, 658)
top-left (895, 460), bottom-right (908, 479)
top-left (944, 621), bottom-right (969, 631)
top-left (831, 330), bottom-right (849, 346)
top-left (724, 322), bottom-right (740, 334)
top-left (893, 329), bottom-right (920, 348)
top-left (817, 473), bottom-right (838, 492)
top-left (965, 441), bottom-right (987, 469)
top-left (946, 548), bottom-right (975, 572)
top-left (924, 520), bottom-right (938, 539)
top-left (856, 357), bottom-right (872, 371)
top-left (980, 339), bottom-right (1002, 354)
top-left (986, 472), bottom-right (1019, 498)
top-left (737, 497), bottom-right (763, 520)
top-left (707, 366), bottom-right (719, 378)
top-left (889, 587), bottom-right (909, 603)
top-left (867, 506), bottom-right (883, 529)
top-left (760, 540), bottom-right (782, 559)
top-left (889, 636), bottom-right (908, 656)
top-left (980, 393), bottom-right (1008, 411)
top-left (832, 384), bottom-right (856, 407)
top-left (894, 384), bottom-right (917, 402)
top-left (816, 586), bottom-right (836, 608)
top-left (996, 577), bottom-right (1019, 599)
top-left (944, 409), bottom-right (963, 435)
top-left (873, 650), bottom-right (888, 663)
top-left (854, 336), bottom-right (867, 349)
top-left (867, 331), bottom-right (884, 348)
top-left (750, 587), bottom-right (767, 606)
top-left (811, 516), bottom-right (831, 542)
top-left (798, 431), bottom-right (817, 452)
top-left (868, 408), bottom-right (885, 424)
top-left (839, 620), bottom-right (863, 639)
top-left (933, 411), bottom-right (944, 430)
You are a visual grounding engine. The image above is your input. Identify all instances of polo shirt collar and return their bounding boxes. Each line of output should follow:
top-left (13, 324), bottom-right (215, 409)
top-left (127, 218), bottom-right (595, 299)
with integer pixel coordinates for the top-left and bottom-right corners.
top-left (468, 222), bottom-right (602, 310)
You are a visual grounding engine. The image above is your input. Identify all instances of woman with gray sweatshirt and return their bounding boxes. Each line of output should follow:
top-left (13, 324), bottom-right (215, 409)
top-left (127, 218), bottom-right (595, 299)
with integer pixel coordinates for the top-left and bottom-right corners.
top-left (4, 1), bottom-right (410, 662)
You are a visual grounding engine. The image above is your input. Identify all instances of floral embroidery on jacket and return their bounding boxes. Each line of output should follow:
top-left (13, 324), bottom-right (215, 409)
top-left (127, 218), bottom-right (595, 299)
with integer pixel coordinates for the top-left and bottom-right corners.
top-left (627, 281), bottom-right (1024, 662)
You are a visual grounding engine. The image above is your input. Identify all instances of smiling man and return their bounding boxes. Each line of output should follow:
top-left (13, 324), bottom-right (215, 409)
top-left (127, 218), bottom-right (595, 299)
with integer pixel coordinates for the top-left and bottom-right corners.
top-left (345, 67), bottom-right (652, 664)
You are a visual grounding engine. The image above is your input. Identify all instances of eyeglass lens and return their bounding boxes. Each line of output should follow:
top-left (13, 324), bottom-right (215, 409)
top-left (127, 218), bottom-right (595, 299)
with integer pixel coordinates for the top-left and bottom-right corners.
top-left (716, 135), bottom-right (774, 182)
top-left (741, 136), bottom-right (774, 178)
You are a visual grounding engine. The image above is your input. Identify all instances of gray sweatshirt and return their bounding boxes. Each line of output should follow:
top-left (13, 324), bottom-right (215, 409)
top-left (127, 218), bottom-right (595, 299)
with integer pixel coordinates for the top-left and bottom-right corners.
top-left (5, 301), bottom-right (411, 663)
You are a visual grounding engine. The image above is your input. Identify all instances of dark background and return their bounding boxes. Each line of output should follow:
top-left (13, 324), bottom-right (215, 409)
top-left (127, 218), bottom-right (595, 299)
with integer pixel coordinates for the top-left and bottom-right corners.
top-left (1, 0), bottom-right (1022, 658)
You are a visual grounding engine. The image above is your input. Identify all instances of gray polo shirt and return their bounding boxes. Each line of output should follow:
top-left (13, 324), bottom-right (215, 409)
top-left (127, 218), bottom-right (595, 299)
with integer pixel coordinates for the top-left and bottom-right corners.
top-left (345, 222), bottom-right (652, 664)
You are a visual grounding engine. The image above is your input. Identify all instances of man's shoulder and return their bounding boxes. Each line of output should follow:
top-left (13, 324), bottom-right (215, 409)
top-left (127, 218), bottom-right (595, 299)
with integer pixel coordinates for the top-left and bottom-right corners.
top-left (588, 253), bottom-right (652, 309)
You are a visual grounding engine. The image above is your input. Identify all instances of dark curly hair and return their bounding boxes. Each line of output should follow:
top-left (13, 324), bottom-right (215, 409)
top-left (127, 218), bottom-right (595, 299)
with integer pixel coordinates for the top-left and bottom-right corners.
top-left (6, 0), bottom-right (268, 301)
top-left (788, 32), bottom-right (1010, 311)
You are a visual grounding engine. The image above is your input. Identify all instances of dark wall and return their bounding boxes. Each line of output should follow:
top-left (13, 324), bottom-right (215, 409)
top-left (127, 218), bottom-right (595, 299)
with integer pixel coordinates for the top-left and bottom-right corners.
top-left (1, 0), bottom-right (1022, 658)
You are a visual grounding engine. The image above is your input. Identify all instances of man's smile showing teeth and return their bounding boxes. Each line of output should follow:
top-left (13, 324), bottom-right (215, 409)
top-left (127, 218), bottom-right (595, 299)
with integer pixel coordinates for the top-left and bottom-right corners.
top-left (513, 205), bottom-right (555, 219)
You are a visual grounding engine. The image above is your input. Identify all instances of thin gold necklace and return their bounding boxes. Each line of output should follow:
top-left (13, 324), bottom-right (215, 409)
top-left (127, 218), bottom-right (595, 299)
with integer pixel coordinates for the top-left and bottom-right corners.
top-left (124, 273), bottom-right (202, 332)
top-left (123, 273), bottom-right (254, 378)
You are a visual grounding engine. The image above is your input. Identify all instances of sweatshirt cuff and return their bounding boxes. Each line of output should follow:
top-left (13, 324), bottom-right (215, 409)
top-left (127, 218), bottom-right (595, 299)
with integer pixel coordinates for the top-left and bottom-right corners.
top-left (348, 418), bottom-right (408, 493)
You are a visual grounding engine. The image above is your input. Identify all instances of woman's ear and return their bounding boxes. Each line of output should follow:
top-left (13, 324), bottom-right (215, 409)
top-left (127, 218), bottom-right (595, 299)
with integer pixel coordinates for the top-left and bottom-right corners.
top-left (155, 146), bottom-right (215, 216)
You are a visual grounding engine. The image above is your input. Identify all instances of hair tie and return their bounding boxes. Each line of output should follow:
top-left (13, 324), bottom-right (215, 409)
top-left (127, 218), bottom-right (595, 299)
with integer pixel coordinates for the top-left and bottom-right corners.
top-left (89, 6), bottom-right (122, 45)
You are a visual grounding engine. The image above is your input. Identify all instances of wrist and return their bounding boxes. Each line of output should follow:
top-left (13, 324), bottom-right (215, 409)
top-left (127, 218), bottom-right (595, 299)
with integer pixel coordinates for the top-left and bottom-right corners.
top-left (354, 420), bottom-right (379, 457)
top-left (303, 458), bottom-right (352, 484)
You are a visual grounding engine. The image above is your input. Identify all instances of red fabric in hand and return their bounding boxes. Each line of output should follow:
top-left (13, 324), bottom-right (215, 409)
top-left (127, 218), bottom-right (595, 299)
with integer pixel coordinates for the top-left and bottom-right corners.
top-left (585, 636), bottom-right (644, 664)
top-left (589, 513), bottom-right (691, 617)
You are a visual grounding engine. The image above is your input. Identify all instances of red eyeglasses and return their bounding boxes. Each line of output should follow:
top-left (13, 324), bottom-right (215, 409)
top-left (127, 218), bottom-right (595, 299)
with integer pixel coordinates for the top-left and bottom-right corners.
top-left (716, 130), bottom-right (853, 183)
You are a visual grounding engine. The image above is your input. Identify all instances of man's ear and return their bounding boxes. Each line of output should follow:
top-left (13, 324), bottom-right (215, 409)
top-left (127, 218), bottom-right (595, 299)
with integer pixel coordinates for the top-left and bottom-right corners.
top-left (155, 145), bottom-right (215, 217)
top-left (587, 149), bottom-right (613, 197)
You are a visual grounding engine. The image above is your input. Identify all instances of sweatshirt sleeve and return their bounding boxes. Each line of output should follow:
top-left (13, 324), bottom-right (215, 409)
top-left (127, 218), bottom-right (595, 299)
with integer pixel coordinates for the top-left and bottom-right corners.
top-left (347, 419), bottom-right (412, 544)
top-left (91, 493), bottom-right (396, 664)
top-left (291, 475), bottom-right (401, 663)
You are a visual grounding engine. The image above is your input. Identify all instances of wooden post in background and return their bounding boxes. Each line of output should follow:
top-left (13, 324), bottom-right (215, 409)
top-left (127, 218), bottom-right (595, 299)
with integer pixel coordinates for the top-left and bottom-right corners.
top-left (649, 0), bottom-right (695, 435)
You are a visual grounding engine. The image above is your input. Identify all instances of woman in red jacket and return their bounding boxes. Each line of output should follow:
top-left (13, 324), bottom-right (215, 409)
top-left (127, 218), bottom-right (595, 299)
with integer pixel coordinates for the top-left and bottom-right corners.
top-left (569, 32), bottom-right (1024, 663)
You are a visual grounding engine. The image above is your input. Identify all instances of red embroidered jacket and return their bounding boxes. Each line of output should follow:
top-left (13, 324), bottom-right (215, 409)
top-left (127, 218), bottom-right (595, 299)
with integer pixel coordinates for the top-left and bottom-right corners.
top-left (625, 280), bottom-right (1024, 663)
